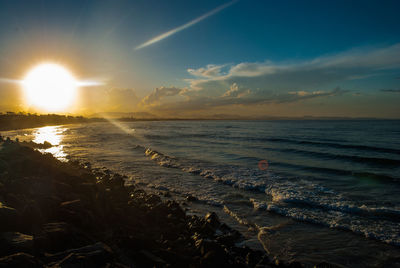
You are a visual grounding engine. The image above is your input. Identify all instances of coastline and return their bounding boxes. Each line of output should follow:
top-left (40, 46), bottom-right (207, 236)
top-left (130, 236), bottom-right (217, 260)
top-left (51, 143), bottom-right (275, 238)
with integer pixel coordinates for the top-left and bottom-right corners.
top-left (0, 137), bottom-right (319, 267)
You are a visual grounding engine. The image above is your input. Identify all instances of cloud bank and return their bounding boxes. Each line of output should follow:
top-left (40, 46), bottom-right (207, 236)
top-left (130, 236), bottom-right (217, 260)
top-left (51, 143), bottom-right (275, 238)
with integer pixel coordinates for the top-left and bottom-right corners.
top-left (139, 44), bottom-right (400, 117)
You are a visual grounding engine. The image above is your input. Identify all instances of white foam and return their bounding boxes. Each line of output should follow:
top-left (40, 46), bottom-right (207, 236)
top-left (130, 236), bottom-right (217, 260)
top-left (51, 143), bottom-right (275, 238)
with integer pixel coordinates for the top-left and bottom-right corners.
top-left (144, 146), bottom-right (400, 246)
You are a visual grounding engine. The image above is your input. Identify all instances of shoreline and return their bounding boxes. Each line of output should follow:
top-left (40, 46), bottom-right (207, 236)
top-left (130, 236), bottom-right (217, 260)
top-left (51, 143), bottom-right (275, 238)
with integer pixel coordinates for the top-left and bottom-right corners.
top-left (0, 138), bottom-right (320, 267)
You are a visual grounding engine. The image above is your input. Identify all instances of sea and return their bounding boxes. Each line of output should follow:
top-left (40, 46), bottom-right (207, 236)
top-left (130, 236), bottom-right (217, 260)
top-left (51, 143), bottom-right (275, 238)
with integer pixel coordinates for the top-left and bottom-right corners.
top-left (2, 120), bottom-right (400, 267)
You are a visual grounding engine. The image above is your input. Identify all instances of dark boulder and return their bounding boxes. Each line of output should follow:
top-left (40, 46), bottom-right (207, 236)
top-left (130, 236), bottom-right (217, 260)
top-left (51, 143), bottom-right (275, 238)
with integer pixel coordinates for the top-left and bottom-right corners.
top-left (34, 222), bottom-right (92, 254)
top-left (0, 253), bottom-right (41, 268)
top-left (204, 212), bottom-right (221, 229)
top-left (186, 195), bottom-right (198, 202)
top-left (0, 203), bottom-right (18, 231)
top-left (45, 242), bottom-right (113, 265)
top-left (0, 232), bottom-right (33, 256)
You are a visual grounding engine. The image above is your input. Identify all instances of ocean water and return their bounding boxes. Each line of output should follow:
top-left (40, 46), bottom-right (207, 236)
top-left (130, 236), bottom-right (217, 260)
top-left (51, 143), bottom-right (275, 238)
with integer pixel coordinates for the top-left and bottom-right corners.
top-left (3, 120), bottom-right (400, 267)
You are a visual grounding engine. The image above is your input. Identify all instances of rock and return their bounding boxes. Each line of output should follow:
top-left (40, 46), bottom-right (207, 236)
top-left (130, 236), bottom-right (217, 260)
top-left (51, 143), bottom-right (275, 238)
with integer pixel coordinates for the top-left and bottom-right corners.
top-left (0, 252), bottom-right (41, 267)
top-left (166, 201), bottom-right (186, 219)
top-left (136, 250), bottom-right (167, 266)
top-left (246, 250), bottom-right (264, 267)
top-left (58, 200), bottom-right (97, 229)
top-left (0, 232), bottom-right (33, 256)
top-left (45, 242), bottom-right (113, 265)
top-left (315, 262), bottom-right (335, 268)
top-left (195, 238), bottom-right (225, 257)
top-left (216, 230), bottom-right (242, 247)
top-left (255, 255), bottom-right (273, 267)
top-left (18, 201), bottom-right (45, 233)
top-left (200, 250), bottom-right (229, 266)
top-left (34, 222), bottom-right (92, 254)
top-left (0, 203), bottom-right (18, 231)
top-left (185, 195), bottom-right (198, 202)
top-left (60, 199), bottom-right (81, 208)
top-left (48, 252), bottom-right (110, 267)
top-left (204, 212), bottom-right (220, 229)
top-left (289, 261), bottom-right (304, 267)
top-left (59, 199), bottom-right (84, 220)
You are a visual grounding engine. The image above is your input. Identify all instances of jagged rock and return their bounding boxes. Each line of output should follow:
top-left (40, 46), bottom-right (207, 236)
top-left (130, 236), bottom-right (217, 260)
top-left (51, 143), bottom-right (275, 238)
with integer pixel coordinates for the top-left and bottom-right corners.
top-left (60, 199), bottom-right (81, 208)
top-left (186, 195), bottom-right (198, 202)
top-left (45, 242), bottom-right (113, 265)
top-left (288, 261), bottom-right (303, 267)
top-left (314, 262), bottom-right (335, 268)
top-left (204, 212), bottom-right (220, 229)
top-left (0, 232), bottom-right (33, 256)
top-left (0, 252), bottom-right (41, 267)
top-left (34, 222), bottom-right (92, 253)
top-left (200, 250), bottom-right (230, 266)
top-left (19, 201), bottom-right (45, 233)
top-left (0, 202), bottom-right (18, 231)
top-left (136, 250), bottom-right (167, 266)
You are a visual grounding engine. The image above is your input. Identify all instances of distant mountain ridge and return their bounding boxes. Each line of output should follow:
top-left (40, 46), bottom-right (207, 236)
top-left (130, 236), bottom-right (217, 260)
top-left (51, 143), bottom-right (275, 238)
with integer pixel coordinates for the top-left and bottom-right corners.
top-left (90, 112), bottom-right (156, 119)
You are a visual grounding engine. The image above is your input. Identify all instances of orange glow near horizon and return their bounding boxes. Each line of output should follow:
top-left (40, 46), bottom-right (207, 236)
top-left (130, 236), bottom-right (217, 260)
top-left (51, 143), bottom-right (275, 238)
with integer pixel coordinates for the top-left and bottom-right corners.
top-left (22, 63), bottom-right (78, 112)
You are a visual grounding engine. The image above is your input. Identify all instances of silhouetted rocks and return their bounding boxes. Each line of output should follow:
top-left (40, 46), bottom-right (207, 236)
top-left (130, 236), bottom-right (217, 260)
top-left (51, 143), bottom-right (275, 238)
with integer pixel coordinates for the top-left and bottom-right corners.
top-left (0, 252), bottom-right (42, 268)
top-left (0, 140), bottom-right (296, 267)
top-left (20, 140), bottom-right (53, 149)
top-left (0, 203), bottom-right (18, 231)
top-left (0, 232), bottom-right (33, 256)
top-left (186, 194), bottom-right (198, 202)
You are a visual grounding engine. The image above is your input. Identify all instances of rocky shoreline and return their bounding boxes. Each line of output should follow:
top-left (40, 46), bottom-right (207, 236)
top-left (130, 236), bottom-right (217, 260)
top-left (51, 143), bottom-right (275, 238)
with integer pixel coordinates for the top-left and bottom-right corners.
top-left (0, 138), bottom-right (328, 267)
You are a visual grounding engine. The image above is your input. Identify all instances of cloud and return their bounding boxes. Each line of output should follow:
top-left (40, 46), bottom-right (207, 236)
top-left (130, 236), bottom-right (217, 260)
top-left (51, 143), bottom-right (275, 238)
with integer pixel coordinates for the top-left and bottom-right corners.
top-left (187, 43), bottom-right (400, 94)
top-left (140, 86), bottom-right (186, 106)
top-left (281, 87), bottom-right (347, 103)
top-left (135, 1), bottom-right (236, 50)
top-left (188, 64), bottom-right (226, 78)
top-left (141, 85), bottom-right (347, 113)
top-left (222, 83), bottom-right (251, 98)
top-left (139, 44), bottom-right (400, 117)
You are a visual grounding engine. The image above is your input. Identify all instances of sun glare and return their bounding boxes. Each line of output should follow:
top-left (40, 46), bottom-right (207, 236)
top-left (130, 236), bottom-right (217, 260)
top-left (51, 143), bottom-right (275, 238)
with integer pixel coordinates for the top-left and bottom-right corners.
top-left (23, 63), bottom-right (77, 112)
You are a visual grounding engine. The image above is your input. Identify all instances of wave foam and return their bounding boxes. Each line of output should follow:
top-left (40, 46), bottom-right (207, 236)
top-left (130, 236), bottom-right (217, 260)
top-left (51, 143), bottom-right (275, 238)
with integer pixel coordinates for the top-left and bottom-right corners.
top-left (143, 146), bottom-right (400, 246)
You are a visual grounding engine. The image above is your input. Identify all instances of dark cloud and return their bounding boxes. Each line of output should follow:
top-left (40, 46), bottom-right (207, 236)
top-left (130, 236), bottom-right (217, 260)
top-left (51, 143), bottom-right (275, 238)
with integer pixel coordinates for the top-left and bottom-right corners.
top-left (380, 89), bottom-right (400, 93)
top-left (143, 87), bottom-right (347, 113)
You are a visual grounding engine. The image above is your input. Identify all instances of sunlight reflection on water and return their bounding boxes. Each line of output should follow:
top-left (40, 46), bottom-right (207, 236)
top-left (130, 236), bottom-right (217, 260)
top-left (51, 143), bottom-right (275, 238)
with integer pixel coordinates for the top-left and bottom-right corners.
top-left (33, 126), bottom-right (67, 161)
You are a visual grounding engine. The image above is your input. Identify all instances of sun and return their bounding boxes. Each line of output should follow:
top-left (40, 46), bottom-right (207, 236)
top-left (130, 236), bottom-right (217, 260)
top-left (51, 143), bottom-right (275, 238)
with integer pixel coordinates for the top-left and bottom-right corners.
top-left (23, 63), bottom-right (78, 112)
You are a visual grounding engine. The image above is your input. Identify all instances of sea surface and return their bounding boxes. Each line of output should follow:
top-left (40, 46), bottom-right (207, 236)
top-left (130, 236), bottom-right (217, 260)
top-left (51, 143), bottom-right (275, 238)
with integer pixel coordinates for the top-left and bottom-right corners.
top-left (3, 120), bottom-right (400, 267)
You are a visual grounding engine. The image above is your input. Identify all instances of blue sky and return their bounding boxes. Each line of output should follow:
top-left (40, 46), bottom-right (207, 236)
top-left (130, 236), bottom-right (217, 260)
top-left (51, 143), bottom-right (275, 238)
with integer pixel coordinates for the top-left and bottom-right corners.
top-left (0, 0), bottom-right (399, 117)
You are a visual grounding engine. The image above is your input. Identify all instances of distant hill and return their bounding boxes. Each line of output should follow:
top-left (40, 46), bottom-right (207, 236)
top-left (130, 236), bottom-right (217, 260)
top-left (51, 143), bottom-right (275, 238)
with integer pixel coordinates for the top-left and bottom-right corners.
top-left (90, 112), bottom-right (156, 119)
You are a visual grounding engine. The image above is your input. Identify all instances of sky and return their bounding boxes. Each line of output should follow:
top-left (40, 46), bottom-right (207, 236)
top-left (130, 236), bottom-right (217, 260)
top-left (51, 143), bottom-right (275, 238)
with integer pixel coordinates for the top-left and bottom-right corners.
top-left (0, 0), bottom-right (399, 118)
